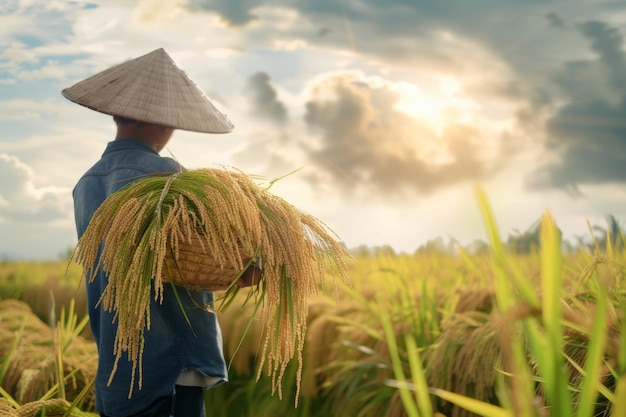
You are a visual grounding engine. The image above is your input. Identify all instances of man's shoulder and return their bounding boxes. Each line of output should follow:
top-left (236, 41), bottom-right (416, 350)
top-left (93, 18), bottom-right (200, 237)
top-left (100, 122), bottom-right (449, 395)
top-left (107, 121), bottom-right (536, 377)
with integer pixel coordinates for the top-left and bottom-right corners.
top-left (95, 149), bottom-right (181, 173)
top-left (152, 155), bottom-right (182, 172)
top-left (75, 154), bottom-right (181, 195)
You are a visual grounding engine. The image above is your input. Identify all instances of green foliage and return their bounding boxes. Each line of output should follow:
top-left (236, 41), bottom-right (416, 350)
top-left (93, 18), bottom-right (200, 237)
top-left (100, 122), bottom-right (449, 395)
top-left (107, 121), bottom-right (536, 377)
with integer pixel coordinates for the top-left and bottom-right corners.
top-left (380, 189), bottom-right (626, 417)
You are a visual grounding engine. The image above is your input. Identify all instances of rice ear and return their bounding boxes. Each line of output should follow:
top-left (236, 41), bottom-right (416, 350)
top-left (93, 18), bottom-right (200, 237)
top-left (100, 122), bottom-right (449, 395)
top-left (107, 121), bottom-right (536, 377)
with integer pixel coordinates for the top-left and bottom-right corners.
top-left (72, 167), bottom-right (352, 401)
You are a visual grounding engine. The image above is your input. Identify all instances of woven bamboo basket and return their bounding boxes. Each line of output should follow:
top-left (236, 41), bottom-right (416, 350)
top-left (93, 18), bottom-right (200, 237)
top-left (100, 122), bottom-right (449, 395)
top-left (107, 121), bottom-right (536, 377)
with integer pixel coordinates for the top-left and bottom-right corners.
top-left (161, 234), bottom-right (252, 291)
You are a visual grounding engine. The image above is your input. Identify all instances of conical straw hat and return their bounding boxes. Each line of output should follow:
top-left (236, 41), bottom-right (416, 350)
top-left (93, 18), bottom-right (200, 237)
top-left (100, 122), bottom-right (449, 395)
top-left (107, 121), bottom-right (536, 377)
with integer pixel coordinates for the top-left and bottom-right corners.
top-left (62, 48), bottom-right (234, 134)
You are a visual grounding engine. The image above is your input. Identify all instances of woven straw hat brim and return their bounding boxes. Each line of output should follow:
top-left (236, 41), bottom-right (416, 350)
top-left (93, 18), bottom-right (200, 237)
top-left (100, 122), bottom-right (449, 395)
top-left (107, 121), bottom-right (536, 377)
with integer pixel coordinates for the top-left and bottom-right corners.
top-left (62, 48), bottom-right (234, 134)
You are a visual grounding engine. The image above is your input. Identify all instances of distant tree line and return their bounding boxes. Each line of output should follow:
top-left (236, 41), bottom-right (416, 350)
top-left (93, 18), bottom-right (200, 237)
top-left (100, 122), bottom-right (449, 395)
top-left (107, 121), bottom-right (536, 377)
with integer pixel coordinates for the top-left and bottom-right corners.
top-left (349, 215), bottom-right (625, 257)
top-left (504, 215), bottom-right (624, 254)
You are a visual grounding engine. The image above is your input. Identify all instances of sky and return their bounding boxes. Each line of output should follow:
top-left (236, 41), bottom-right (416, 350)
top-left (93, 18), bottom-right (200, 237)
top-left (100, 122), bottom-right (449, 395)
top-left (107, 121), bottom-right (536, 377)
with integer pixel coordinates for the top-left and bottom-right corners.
top-left (1, 0), bottom-right (626, 260)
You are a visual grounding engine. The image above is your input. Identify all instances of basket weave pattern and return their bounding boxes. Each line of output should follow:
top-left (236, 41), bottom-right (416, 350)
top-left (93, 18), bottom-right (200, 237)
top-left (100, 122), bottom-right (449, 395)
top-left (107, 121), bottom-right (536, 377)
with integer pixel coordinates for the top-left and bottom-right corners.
top-left (161, 235), bottom-right (250, 291)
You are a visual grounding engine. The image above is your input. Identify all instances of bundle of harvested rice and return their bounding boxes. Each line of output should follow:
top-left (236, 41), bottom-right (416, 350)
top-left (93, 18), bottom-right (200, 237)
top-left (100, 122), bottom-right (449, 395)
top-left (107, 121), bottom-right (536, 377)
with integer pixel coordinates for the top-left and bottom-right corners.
top-left (72, 167), bottom-right (350, 400)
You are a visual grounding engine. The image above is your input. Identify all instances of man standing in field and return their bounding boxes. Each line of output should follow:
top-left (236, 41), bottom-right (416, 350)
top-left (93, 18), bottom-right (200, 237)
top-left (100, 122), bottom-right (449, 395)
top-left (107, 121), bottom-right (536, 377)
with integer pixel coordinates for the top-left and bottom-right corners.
top-left (64, 48), bottom-right (252, 417)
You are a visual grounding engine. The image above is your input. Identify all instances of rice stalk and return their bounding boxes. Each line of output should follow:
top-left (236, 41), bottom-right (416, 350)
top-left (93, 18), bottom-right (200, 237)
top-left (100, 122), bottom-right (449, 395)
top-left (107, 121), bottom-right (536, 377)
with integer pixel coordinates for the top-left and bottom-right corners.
top-left (71, 167), bottom-right (351, 401)
top-left (424, 310), bottom-right (502, 417)
top-left (380, 292), bottom-right (422, 417)
top-left (475, 188), bottom-right (539, 417)
top-left (1, 397), bottom-right (96, 417)
top-left (0, 300), bottom-right (97, 411)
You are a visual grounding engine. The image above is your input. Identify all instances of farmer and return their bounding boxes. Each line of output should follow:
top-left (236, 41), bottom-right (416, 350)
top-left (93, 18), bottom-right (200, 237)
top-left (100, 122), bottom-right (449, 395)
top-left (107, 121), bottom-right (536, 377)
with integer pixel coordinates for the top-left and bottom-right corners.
top-left (64, 48), bottom-right (257, 417)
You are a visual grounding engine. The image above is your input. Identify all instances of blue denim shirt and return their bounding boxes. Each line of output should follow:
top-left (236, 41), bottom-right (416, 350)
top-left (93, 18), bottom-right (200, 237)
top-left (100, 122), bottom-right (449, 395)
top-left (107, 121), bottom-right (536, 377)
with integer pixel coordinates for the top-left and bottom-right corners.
top-left (73, 139), bottom-right (228, 417)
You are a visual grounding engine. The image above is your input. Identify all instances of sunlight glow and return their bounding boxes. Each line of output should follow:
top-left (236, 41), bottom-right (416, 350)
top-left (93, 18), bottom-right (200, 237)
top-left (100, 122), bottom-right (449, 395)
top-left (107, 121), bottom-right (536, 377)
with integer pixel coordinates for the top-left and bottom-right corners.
top-left (273, 39), bottom-right (308, 50)
top-left (393, 82), bottom-right (439, 121)
top-left (393, 77), bottom-right (466, 133)
top-left (439, 78), bottom-right (460, 97)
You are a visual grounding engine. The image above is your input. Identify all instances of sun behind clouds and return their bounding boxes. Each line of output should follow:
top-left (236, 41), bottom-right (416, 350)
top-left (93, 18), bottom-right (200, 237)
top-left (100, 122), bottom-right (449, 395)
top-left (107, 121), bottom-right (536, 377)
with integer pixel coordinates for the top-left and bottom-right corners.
top-left (393, 77), bottom-right (463, 134)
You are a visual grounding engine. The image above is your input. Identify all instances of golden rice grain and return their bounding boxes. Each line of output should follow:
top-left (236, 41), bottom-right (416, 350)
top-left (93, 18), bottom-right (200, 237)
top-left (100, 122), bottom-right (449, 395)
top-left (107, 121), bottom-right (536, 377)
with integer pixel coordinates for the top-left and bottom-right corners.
top-left (72, 167), bottom-right (351, 402)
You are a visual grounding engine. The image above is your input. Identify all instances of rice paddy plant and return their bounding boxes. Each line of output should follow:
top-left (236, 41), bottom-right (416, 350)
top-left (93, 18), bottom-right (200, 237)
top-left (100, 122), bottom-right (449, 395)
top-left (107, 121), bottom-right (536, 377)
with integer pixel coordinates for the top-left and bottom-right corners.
top-left (0, 397), bottom-right (97, 417)
top-left (0, 261), bottom-right (82, 287)
top-left (210, 254), bottom-right (453, 417)
top-left (382, 188), bottom-right (625, 417)
top-left (212, 279), bottom-right (389, 417)
top-left (0, 261), bottom-right (88, 336)
top-left (0, 299), bottom-right (98, 416)
top-left (204, 277), bottom-right (353, 417)
top-left (203, 352), bottom-right (323, 417)
top-left (311, 258), bottom-right (451, 417)
top-left (380, 298), bottom-right (432, 417)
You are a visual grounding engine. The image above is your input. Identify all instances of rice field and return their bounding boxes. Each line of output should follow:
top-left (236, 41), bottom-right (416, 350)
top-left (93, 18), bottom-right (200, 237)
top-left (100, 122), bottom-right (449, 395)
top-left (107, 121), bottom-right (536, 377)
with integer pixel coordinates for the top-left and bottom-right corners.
top-left (0, 197), bottom-right (624, 416)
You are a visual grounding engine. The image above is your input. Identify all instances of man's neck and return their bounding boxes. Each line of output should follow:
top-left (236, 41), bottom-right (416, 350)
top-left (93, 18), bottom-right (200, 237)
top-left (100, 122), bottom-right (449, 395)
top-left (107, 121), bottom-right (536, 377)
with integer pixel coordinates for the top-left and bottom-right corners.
top-left (115, 123), bottom-right (174, 152)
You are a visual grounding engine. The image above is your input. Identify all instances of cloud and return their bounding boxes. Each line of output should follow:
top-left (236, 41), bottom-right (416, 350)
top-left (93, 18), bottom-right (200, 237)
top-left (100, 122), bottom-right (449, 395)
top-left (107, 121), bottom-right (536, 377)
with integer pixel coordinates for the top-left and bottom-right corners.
top-left (2, 42), bottom-right (38, 64)
top-left (0, 1), bottom-right (84, 45)
top-left (0, 99), bottom-right (49, 121)
top-left (546, 12), bottom-right (567, 29)
top-left (243, 72), bottom-right (288, 125)
top-left (528, 21), bottom-right (626, 193)
top-left (0, 153), bottom-right (72, 223)
top-left (0, 0), bottom-right (18, 14)
top-left (299, 72), bottom-right (507, 197)
top-left (579, 20), bottom-right (626, 91)
top-left (132, 0), bottom-right (183, 23)
top-left (177, 1), bottom-right (496, 66)
top-left (16, 62), bottom-right (67, 81)
top-left (0, 2), bottom-right (98, 85)
top-left (186, 0), bottom-right (261, 26)
top-left (182, 1), bottom-right (608, 76)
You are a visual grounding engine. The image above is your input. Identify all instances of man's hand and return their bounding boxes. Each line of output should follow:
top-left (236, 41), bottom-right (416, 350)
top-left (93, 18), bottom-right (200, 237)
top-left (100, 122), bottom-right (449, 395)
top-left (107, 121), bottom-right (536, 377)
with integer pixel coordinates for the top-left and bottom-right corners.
top-left (236, 264), bottom-right (262, 288)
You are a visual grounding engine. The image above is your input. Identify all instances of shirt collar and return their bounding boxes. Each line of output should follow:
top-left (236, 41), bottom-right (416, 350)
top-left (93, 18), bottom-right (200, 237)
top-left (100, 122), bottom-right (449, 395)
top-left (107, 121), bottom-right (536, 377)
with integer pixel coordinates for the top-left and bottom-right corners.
top-left (102, 139), bottom-right (159, 156)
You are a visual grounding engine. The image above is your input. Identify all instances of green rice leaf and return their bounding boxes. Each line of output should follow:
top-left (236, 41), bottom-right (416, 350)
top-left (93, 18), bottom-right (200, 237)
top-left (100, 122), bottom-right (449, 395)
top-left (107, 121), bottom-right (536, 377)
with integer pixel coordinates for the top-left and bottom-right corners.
top-left (404, 335), bottom-right (433, 416)
top-left (538, 212), bottom-right (572, 415)
top-left (611, 373), bottom-right (626, 417)
top-left (575, 281), bottom-right (608, 417)
top-left (380, 295), bottom-right (421, 417)
top-left (428, 387), bottom-right (512, 417)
